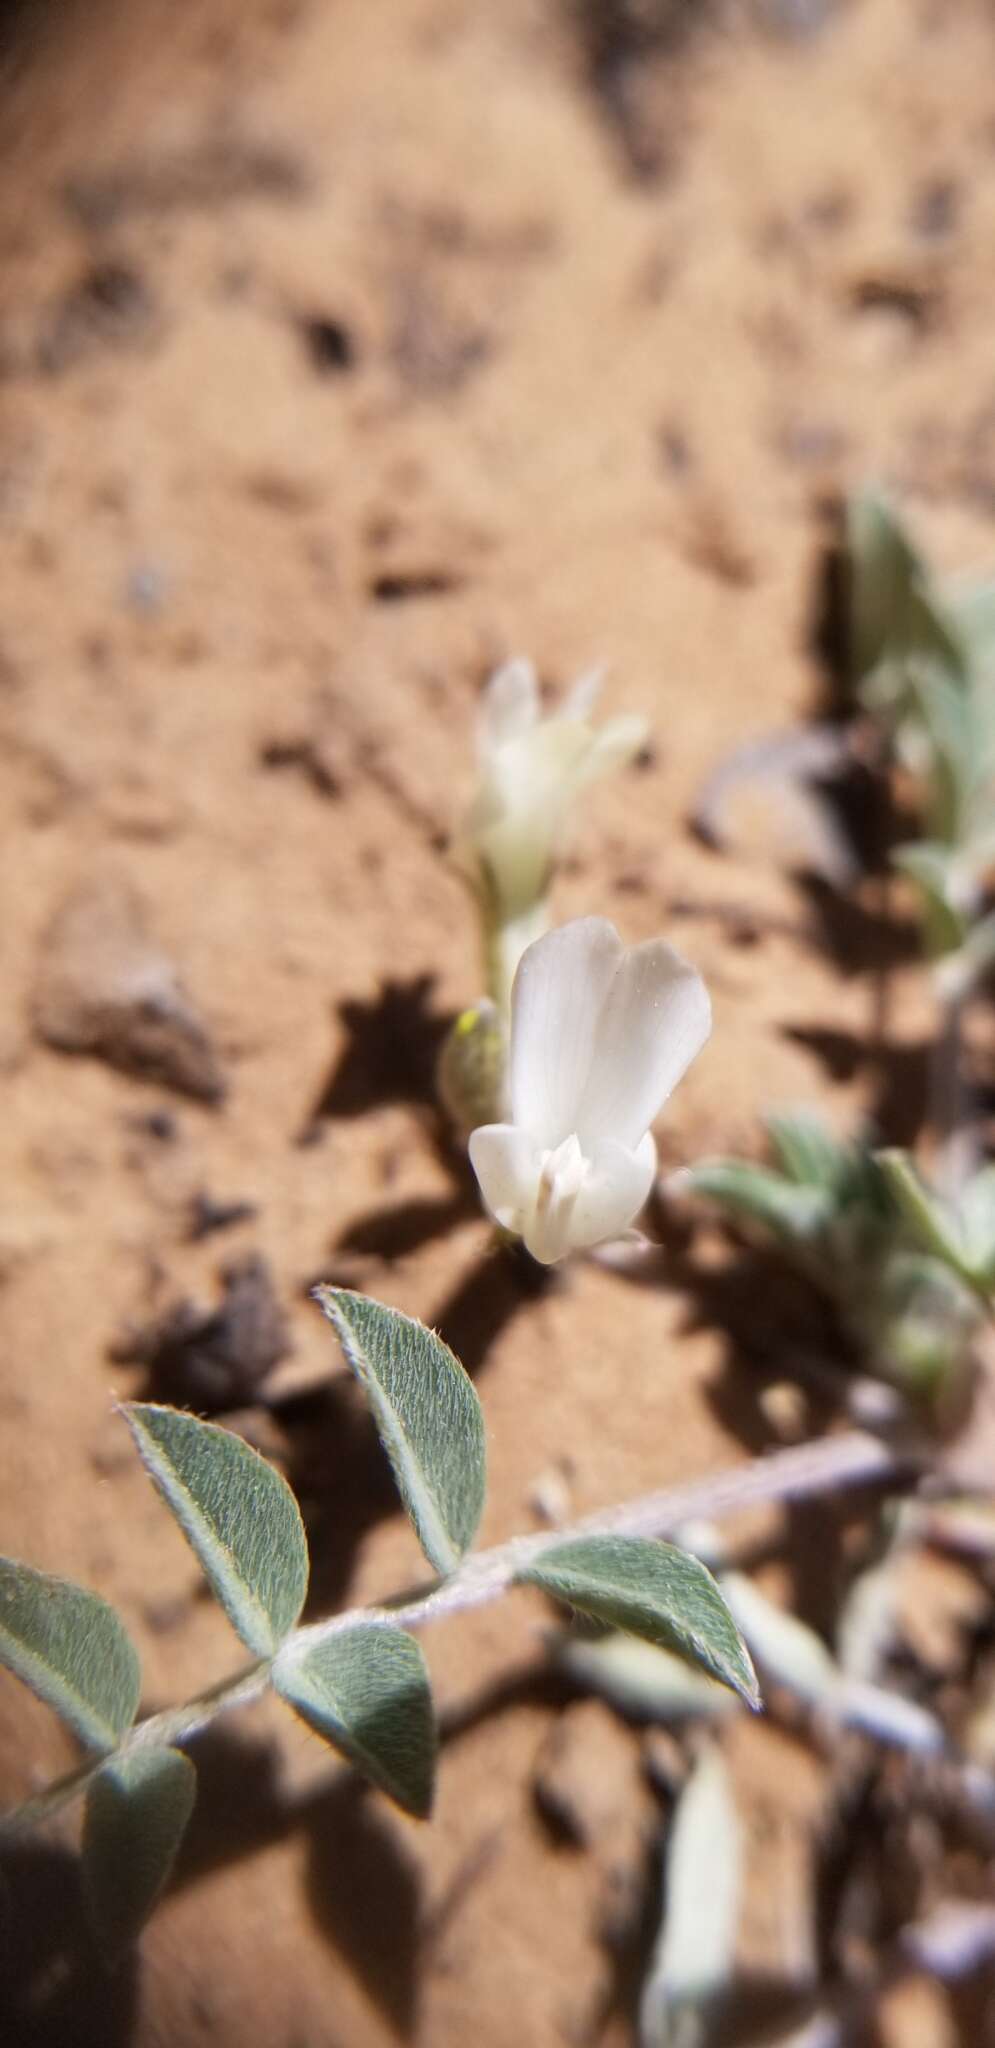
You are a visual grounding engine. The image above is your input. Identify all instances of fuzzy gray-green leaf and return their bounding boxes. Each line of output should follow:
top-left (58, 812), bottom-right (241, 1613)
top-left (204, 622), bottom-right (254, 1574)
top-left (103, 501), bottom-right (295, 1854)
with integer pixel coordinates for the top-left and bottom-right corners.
top-left (122, 1404), bottom-right (308, 1655)
top-left (520, 1537), bottom-right (759, 1708)
top-left (949, 575), bottom-right (995, 661)
top-left (961, 1165), bottom-right (995, 1285)
top-left (880, 1156), bottom-right (995, 1293)
top-left (82, 1745), bottom-right (196, 1960)
top-left (961, 910), bottom-right (995, 993)
top-left (892, 842), bottom-right (968, 955)
top-left (846, 489), bottom-right (924, 684)
top-left (274, 1622), bottom-right (436, 1818)
top-left (313, 1288), bottom-right (486, 1576)
top-left (0, 1557), bottom-right (140, 1754)
top-left (904, 584), bottom-right (969, 691)
top-left (684, 1159), bottom-right (832, 1245)
top-left (765, 1110), bottom-right (851, 1194)
top-left (640, 1746), bottom-right (742, 2047)
top-left (875, 1151), bottom-right (967, 1275)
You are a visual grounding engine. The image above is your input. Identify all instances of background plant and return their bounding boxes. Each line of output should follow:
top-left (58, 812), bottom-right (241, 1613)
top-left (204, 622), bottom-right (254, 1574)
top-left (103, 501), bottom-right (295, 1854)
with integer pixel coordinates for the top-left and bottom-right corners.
top-left (679, 493), bottom-right (995, 1407)
top-left (600, 495), bottom-right (995, 2042)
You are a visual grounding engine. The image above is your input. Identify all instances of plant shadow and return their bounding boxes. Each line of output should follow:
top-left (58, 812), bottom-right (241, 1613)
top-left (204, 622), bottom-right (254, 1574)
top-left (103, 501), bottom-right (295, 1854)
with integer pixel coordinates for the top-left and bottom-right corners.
top-left (169, 1661), bottom-right (633, 2038)
top-left (172, 1719), bottom-right (421, 2036)
top-left (432, 1240), bottom-right (557, 1376)
top-left (303, 1777), bottom-right (420, 2036)
top-left (783, 1021), bottom-right (930, 1150)
top-left (795, 872), bottom-right (919, 979)
top-left (279, 1373), bottom-right (405, 1617)
top-left (0, 1835), bottom-right (138, 2048)
top-left (299, 974), bottom-right (453, 1142)
top-left (336, 1190), bottom-right (476, 1260)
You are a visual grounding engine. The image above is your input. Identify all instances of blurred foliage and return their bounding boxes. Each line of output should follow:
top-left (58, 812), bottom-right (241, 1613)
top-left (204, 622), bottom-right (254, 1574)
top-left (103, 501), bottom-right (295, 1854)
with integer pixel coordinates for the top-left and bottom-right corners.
top-left (846, 491), bottom-right (995, 982)
top-left (684, 1110), bottom-right (983, 1411)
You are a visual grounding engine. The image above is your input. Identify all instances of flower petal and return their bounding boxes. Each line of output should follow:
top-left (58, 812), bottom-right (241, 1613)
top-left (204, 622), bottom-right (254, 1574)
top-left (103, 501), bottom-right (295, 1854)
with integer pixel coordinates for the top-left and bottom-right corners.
top-left (557, 665), bottom-right (605, 724)
top-left (468, 723), bottom-right (594, 919)
top-left (576, 939), bottom-right (711, 1150)
top-left (479, 658), bottom-right (538, 755)
top-left (510, 918), bottom-right (622, 1147)
top-left (568, 1133), bottom-right (657, 1250)
top-left (468, 1122), bottom-right (538, 1232)
top-left (522, 1133), bottom-right (588, 1264)
top-left (575, 713), bottom-right (649, 788)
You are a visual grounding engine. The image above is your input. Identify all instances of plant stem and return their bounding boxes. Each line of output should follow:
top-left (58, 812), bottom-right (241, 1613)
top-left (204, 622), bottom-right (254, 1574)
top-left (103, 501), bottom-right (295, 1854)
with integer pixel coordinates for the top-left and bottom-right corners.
top-left (371, 1428), bottom-right (901, 1639)
top-left (0, 1661), bottom-right (271, 1839)
top-left (484, 900), bottom-right (547, 1017)
top-left (127, 1658), bottom-right (272, 1750)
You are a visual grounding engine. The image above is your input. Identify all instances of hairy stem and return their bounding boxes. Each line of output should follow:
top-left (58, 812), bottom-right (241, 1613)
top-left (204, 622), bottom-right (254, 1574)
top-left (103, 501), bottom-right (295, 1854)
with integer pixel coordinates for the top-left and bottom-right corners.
top-left (353, 1427), bottom-right (902, 1639)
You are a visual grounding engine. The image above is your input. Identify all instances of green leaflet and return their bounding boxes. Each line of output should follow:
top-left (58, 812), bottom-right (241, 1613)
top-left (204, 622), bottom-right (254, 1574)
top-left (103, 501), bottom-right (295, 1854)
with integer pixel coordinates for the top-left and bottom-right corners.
top-left (878, 1149), bottom-right (995, 1293)
top-left (520, 1536), bottom-right (759, 1708)
top-left (891, 843), bottom-right (968, 956)
top-left (846, 488), bottom-right (925, 686)
top-left (683, 1158), bottom-right (832, 1245)
top-left (876, 1150), bottom-right (967, 1273)
top-left (0, 1557), bottom-right (140, 1754)
top-left (765, 1109), bottom-right (853, 1195)
top-left (122, 1405), bottom-right (309, 1656)
top-left (948, 575), bottom-right (995, 662)
top-left (960, 1165), bottom-right (995, 1286)
top-left (274, 1622), bottom-right (436, 1818)
top-left (313, 1288), bottom-right (486, 1577)
top-left (82, 1745), bottom-right (196, 1960)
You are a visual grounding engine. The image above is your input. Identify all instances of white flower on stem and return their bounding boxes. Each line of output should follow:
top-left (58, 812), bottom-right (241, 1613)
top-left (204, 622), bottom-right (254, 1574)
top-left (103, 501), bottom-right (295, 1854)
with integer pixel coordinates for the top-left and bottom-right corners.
top-left (460, 657), bottom-right (648, 929)
top-left (468, 917), bottom-right (711, 1264)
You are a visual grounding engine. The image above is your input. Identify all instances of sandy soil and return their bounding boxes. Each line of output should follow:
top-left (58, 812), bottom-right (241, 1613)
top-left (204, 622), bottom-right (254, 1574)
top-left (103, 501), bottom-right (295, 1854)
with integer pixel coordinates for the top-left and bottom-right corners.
top-left (1, 1), bottom-right (994, 2042)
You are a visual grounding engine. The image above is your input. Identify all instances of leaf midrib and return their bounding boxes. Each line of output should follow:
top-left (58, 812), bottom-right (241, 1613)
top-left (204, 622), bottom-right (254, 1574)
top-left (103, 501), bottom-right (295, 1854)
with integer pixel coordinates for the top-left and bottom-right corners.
top-left (131, 1424), bottom-right (277, 1654)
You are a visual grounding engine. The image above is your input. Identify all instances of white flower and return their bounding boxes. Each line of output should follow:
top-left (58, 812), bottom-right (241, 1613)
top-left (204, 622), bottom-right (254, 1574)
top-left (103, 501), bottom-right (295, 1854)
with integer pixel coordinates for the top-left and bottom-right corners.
top-left (468, 917), bottom-right (711, 1264)
top-left (460, 658), bottom-right (648, 926)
